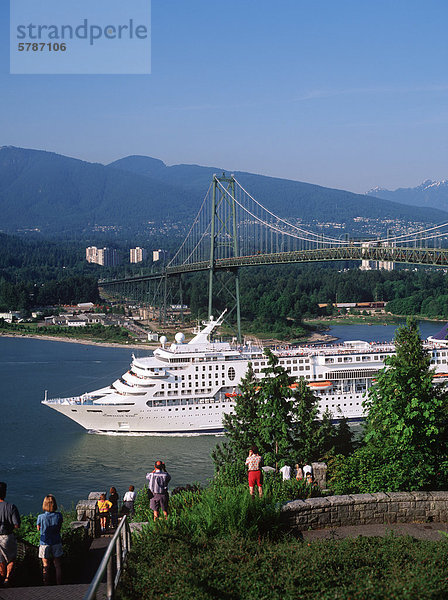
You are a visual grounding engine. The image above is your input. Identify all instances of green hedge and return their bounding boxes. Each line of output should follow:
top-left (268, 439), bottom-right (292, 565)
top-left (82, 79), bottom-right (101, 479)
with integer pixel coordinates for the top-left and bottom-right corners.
top-left (119, 533), bottom-right (448, 600)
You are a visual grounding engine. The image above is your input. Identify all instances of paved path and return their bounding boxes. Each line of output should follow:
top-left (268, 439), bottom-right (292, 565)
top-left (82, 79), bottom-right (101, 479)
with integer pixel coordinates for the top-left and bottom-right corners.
top-left (0, 534), bottom-right (113, 600)
top-left (301, 521), bottom-right (448, 541)
top-left (0, 583), bottom-right (106, 600)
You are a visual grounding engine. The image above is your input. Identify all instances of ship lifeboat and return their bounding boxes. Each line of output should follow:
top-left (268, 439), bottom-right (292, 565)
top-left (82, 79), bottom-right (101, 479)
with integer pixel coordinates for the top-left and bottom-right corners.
top-left (225, 392), bottom-right (241, 398)
top-left (307, 381), bottom-right (333, 390)
top-left (433, 373), bottom-right (448, 380)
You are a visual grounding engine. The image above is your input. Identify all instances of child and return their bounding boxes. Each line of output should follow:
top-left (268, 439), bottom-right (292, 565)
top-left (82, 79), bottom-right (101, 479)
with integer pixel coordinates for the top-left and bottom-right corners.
top-left (122, 485), bottom-right (136, 516)
top-left (97, 493), bottom-right (112, 533)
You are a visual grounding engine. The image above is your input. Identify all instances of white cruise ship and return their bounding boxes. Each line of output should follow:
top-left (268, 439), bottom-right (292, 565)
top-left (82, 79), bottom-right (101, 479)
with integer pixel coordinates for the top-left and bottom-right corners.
top-left (42, 313), bottom-right (448, 434)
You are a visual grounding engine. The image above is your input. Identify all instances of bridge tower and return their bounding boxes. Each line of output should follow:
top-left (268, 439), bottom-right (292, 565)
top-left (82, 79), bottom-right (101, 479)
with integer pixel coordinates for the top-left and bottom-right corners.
top-left (208, 173), bottom-right (242, 341)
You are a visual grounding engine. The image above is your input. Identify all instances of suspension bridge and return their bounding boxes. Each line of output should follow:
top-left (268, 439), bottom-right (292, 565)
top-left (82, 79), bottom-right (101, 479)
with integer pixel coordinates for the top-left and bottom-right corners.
top-left (100, 173), bottom-right (448, 339)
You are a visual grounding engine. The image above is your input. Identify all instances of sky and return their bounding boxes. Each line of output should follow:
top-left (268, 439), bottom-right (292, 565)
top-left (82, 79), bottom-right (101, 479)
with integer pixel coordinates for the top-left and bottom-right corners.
top-left (1, 0), bottom-right (447, 193)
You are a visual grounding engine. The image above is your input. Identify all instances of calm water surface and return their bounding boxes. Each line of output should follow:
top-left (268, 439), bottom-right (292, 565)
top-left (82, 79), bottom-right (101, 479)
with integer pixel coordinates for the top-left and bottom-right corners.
top-left (0, 319), bottom-right (444, 513)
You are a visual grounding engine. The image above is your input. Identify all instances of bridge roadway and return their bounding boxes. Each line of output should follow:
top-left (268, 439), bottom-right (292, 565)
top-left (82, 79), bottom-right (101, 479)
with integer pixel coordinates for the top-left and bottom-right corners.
top-left (99, 245), bottom-right (448, 287)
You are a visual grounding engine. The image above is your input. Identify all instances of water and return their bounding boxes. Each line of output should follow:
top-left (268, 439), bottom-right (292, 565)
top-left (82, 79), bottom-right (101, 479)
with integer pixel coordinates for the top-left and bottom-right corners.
top-left (0, 337), bottom-right (218, 514)
top-left (327, 320), bottom-right (443, 344)
top-left (0, 319), bottom-right (444, 514)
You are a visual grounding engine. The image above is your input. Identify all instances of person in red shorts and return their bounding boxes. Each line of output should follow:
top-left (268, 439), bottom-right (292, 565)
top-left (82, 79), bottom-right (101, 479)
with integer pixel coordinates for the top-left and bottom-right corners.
top-left (245, 446), bottom-right (263, 498)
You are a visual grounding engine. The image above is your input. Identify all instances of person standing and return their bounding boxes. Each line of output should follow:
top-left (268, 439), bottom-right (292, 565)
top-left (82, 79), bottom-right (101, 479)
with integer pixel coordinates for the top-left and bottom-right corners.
top-left (295, 463), bottom-right (304, 480)
top-left (36, 495), bottom-right (63, 586)
top-left (146, 460), bottom-right (171, 521)
top-left (97, 494), bottom-right (112, 533)
top-left (122, 486), bottom-right (136, 516)
top-left (303, 462), bottom-right (313, 478)
top-left (279, 463), bottom-right (292, 481)
top-left (245, 446), bottom-right (263, 498)
top-left (108, 487), bottom-right (119, 529)
top-left (0, 482), bottom-right (20, 587)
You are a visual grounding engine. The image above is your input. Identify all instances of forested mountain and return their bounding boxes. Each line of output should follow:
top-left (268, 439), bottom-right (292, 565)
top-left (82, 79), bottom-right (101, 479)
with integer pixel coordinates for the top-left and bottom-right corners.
top-left (0, 146), bottom-right (197, 236)
top-left (109, 155), bottom-right (448, 225)
top-left (367, 179), bottom-right (448, 211)
top-left (1, 146), bottom-right (448, 239)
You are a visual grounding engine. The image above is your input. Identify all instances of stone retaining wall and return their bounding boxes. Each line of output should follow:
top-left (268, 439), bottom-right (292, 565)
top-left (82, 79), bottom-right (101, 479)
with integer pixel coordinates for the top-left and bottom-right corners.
top-left (281, 491), bottom-right (448, 531)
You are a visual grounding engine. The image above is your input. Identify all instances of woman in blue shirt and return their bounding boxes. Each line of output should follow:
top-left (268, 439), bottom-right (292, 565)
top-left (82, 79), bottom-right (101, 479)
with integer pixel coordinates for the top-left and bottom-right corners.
top-left (36, 495), bottom-right (63, 585)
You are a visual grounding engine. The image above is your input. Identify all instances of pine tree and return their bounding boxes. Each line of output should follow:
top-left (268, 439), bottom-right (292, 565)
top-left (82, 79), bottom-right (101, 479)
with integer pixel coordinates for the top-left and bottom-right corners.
top-left (256, 350), bottom-right (296, 466)
top-left (211, 362), bottom-right (260, 473)
top-left (334, 317), bottom-right (448, 493)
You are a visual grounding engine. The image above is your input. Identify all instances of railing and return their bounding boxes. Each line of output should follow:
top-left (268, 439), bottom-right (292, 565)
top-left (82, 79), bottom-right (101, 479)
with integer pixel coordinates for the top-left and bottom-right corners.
top-left (83, 515), bottom-right (132, 600)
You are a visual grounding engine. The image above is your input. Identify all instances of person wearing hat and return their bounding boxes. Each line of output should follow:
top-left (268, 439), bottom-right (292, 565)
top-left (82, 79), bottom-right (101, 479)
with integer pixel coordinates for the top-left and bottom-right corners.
top-left (146, 461), bottom-right (171, 521)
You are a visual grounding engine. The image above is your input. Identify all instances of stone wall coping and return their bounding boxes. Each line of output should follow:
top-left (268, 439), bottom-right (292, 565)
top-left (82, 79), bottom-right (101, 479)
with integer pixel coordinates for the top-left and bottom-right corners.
top-left (384, 492), bottom-right (414, 501)
top-left (282, 499), bottom-right (307, 511)
top-left (88, 491), bottom-right (106, 500)
top-left (325, 495), bottom-right (355, 507)
top-left (76, 499), bottom-right (98, 510)
top-left (304, 497), bottom-right (330, 509)
top-left (428, 491), bottom-right (448, 501)
top-left (350, 493), bottom-right (377, 505)
top-left (71, 521), bottom-right (89, 530)
top-left (130, 522), bottom-right (149, 533)
top-left (409, 491), bottom-right (431, 501)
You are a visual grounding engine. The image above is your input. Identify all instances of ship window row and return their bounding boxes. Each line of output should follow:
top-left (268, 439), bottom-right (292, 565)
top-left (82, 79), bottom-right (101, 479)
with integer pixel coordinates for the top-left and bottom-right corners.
top-left (146, 398), bottom-right (225, 407)
top-left (253, 358), bottom-right (309, 366)
top-left (167, 404), bottom-right (225, 412)
top-left (324, 402), bottom-right (361, 409)
top-left (254, 365), bottom-right (310, 374)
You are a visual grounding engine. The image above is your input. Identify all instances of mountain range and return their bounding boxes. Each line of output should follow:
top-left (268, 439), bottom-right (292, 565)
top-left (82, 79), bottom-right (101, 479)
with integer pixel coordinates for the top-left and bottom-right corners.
top-left (1, 145), bottom-right (447, 239)
top-left (367, 180), bottom-right (448, 212)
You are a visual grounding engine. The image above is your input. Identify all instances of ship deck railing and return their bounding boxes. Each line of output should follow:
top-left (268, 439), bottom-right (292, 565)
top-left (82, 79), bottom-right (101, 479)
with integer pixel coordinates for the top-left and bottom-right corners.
top-left (43, 395), bottom-right (95, 405)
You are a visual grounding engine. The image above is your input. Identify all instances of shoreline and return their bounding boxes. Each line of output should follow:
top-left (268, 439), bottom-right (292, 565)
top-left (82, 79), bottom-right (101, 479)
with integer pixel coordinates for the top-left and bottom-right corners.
top-left (0, 329), bottom-right (338, 348)
top-left (0, 332), bottom-right (157, 350)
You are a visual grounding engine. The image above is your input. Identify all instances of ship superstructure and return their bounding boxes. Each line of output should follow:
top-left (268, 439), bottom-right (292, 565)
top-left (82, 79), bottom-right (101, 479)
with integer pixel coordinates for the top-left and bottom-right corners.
top-left (42, 313), bottom-right (448, 434)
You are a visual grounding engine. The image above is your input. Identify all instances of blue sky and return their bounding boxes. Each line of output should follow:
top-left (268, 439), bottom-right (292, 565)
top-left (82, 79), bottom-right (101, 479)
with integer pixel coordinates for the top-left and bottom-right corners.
top-left (1, 0), bottom-right (447, 193)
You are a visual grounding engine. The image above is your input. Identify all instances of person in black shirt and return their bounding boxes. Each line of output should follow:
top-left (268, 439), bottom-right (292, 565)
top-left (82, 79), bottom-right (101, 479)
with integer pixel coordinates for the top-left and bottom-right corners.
top-left (109, 487), bottom-right (119, 529)
top-left (0, 482), bottom-right (21, 587)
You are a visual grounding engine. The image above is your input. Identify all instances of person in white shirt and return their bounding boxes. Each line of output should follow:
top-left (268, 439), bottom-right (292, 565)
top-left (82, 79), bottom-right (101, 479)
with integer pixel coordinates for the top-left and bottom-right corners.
top-left (279, 464), bottom-right (292, 481)
top-left (303, 463), bottom-right (313, 477)
top-left (122, 485), bottom-right (137, 516)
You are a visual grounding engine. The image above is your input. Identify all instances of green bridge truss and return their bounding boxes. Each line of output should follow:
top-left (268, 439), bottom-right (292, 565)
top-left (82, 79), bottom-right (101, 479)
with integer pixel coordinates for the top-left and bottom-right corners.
top-left (99, 244), bottom-right (448, 338)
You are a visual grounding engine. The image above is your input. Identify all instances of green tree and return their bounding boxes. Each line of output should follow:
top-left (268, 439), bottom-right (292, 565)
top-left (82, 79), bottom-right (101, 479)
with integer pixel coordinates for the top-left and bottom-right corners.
top-left (333, 318), bottom-right (448, 493)
top-left (213, 350), bottom-right (339, 477)
top-left (256, 350), bottom-right (297, 466)
top-left (211, 362), bottom-right (259, 477)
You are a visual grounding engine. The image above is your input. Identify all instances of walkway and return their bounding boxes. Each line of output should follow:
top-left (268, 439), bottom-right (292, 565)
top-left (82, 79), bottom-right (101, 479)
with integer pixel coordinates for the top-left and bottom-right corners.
top-left (0, 534), bottom-right (112, 600)
top-left (0, 583), bottom-right (105, 600)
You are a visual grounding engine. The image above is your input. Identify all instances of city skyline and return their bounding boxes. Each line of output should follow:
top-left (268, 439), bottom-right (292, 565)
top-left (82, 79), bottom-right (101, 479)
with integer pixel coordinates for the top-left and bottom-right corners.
top-left (1, 0), bottom-right (447, 194)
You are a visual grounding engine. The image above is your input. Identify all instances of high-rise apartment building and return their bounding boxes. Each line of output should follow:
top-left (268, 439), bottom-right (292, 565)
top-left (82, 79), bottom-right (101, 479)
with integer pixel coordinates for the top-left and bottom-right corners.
top-left (153, 249), bottom-right (167, 262)
top-left (86, 246), bottom-right (120, 266)
top-left (130, 247), bottom-right (148, 263)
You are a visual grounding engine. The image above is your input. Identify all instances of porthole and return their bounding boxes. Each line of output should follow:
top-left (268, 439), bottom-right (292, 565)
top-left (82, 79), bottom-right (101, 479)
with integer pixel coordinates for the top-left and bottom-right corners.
top-left (228, 367), bottom-right (236, 381)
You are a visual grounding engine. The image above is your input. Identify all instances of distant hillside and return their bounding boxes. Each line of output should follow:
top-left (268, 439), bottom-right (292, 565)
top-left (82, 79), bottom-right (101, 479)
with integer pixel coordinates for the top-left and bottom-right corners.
top-left (367, 179), bottom-right (448, 211)
top-left (0, 146), bottom-right (197, 235)
top-left (1, 146), bottom-right (448, 239)
top-left (109, 155), bottom-right (448, 225)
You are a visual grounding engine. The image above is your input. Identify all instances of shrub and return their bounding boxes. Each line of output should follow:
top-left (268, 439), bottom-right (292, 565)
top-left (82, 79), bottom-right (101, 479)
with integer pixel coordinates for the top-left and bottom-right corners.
top-left (118, 532), bottom-right (448, 600)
